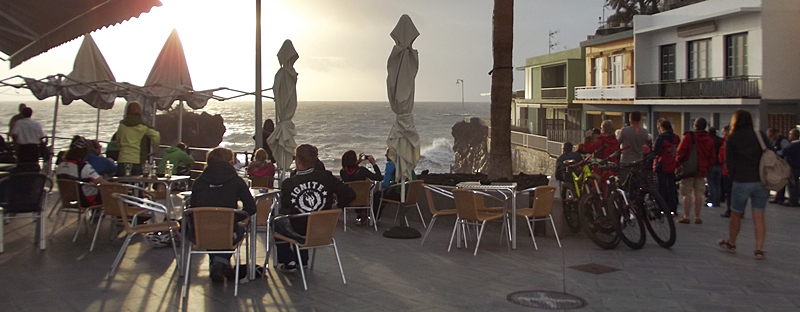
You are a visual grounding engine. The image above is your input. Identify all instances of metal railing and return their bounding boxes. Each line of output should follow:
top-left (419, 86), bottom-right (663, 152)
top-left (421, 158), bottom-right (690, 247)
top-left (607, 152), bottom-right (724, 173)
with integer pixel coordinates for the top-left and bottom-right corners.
top-left (546, 129), bottom-right (584, 144)
top-left (636, 76), bottom-right (761, 99)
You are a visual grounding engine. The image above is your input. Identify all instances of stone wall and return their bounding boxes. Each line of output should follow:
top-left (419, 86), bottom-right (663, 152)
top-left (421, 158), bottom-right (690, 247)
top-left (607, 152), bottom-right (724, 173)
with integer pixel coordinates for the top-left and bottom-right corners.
top-left (512, 145), bottom-right (557, 176)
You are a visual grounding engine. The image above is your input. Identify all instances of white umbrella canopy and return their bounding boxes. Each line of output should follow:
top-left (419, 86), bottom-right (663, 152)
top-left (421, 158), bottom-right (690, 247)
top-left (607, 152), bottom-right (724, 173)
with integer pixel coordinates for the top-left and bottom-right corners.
top-left (61, 34), bottom-right (118, 109)
top-left (386, 14), bottom-right (421, 184)
top-left (125, 29), bottom-right (211, 132)
top-left (267, 39), bottom-right (299, 172)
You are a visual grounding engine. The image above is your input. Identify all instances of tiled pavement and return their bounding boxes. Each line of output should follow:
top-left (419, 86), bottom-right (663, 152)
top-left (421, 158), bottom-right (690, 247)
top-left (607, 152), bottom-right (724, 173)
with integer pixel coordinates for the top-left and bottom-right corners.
top-left (2, 192), bottom-right (800, 312)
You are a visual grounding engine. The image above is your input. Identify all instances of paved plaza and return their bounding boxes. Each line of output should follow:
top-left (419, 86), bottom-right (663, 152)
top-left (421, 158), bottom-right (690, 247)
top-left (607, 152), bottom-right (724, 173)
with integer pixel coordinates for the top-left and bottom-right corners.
top-left (2, 191), bottom-right (799, 312)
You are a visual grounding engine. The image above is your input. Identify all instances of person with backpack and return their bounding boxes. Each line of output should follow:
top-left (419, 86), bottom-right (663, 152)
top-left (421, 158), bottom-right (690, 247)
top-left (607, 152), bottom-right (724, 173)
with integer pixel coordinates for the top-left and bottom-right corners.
top-left (718, 110), bottom-right (769, 260)
top-left (675, 117), bottom-right (716, 224)
top-left (653, 118), bottom-right (680, 216)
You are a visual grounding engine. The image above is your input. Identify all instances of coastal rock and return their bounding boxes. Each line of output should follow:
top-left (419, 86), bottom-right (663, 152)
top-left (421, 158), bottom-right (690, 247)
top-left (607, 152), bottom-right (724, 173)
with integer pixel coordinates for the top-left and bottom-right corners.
top-left (451, 117), bottom-right (488, 174)
top-left (154, 109), bottom-right (226, 148)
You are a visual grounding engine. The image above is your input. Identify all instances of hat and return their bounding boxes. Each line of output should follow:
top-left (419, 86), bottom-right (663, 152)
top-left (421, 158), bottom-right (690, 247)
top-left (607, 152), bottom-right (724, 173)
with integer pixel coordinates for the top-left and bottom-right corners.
top-left (70, 136), bottom-right (88, 150)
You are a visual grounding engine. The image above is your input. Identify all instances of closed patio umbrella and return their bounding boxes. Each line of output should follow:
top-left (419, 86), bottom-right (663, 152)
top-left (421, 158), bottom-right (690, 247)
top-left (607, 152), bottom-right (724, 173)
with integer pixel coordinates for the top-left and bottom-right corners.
top-left (383, 15), bottom-right (421, 239)
top-left (267, 40), bottom-right (299, 176)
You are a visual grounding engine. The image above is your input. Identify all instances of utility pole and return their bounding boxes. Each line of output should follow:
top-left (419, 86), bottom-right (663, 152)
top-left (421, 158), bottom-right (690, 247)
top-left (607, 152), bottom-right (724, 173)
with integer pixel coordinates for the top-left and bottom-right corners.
top-left (548, 29), bottom-right (559, 54)
top-left (456, 79), bottom-right (465, 113)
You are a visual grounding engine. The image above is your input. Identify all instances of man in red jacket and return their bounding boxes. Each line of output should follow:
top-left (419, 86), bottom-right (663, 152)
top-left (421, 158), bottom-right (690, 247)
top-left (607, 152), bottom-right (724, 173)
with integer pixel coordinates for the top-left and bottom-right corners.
top-left (675, 117), bottom-right (716, 224)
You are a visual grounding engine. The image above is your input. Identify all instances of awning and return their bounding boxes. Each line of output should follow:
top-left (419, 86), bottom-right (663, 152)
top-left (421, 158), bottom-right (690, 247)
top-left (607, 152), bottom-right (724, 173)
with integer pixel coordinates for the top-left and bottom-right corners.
top-left (0, 0), bottom-right (162, 68)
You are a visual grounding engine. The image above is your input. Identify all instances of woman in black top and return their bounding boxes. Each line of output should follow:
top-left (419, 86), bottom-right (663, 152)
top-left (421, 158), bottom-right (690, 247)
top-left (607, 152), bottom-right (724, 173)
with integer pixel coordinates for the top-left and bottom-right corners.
top-left (339, 150), bottom-right (382, 225)
top-left (718, 110), bottom-right (769, 259)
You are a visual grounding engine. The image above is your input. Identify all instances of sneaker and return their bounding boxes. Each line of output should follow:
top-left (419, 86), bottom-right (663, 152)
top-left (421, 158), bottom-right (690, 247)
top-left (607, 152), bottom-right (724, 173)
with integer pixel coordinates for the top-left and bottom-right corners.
top-left (278, 261), bottom-right (297, 272)
top-left (355, 216), bottom-right (363, 225)
top-left (210, 264), bottom-right (226, 283)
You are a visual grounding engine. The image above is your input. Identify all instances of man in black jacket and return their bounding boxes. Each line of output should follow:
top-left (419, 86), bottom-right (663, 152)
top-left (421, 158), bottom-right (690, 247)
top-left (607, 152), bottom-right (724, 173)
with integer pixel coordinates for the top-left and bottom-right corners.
top-left (190, 147), bottom-right (256, 283)
top-left (767, 128), bottom-right (790, 204)
top-left (277, 144), bottom-right (355, 271)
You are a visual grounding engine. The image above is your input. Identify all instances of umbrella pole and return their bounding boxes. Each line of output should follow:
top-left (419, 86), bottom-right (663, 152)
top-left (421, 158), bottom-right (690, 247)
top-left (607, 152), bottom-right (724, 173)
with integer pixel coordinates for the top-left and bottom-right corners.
top-left (95, 107), bottom-right (100, 141)
top-left (383, 161), bottom-right (421, 239)
top-left (50, 93), bottom-right (59, 146)
top-left (254, 0), bottom-right (263, 150)
top-left (178, 100), bottom-right (183, 143)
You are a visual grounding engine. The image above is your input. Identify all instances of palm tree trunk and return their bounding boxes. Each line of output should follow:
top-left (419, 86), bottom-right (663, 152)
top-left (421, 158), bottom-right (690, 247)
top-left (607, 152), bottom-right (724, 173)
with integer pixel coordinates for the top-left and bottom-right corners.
top-left (488, 0), bottom-right (514, 180)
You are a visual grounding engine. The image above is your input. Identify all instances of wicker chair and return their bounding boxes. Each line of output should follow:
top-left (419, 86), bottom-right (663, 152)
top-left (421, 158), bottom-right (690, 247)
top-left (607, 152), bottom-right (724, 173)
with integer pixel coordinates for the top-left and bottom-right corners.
top-left (342, 180), bottom-right (377, 231)
top-left (377, 180), bottom-right (426, 228)
top-left (449, 189), bottom-right (506, 256)
top-left (91, 182), bottom-right (154, 251)
top-left (514, 186), bottom-right (561, 250)
top-left (273, 209), bottom-right (346, 290)
top-left (420, 184), bottom-right (457, 246)
top-left (182, 207), bottom-right (250, 297)
top-left (51, 179), bottom-right (104, 243)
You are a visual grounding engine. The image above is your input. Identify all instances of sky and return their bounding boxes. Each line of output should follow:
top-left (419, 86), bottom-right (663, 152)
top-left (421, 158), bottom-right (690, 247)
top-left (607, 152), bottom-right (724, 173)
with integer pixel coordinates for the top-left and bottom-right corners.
top-left (0, 0), bottom-right (607, 103)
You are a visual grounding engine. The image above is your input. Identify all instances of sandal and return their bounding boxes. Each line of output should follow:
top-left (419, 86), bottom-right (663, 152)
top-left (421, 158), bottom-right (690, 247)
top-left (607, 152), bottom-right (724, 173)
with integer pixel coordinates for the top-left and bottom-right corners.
top-left (754, 250), bottom-right (765, 260)
top-left (694, 218), bottom-right (703, 224)
top-left (717, 239), bottom-right (736, 253)
top-left (676, 217), bottom-right (690, 224)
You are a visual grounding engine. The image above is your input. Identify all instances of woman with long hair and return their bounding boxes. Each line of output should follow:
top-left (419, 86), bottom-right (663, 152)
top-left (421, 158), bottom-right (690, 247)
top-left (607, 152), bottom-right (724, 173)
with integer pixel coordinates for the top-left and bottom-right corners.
top-left (339, 150), bottom-right (382, 224)
top-left (718, 110), bottom-right (769, 259)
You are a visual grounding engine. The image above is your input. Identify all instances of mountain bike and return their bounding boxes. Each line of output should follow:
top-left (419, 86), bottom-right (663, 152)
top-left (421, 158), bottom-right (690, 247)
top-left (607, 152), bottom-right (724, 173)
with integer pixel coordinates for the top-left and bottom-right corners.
top-left (559, 157), bottom-right (601, 233)
top-left (608, 154), bottom-right (676, 249)
top-left (576, 150), bottom-right (624, 250)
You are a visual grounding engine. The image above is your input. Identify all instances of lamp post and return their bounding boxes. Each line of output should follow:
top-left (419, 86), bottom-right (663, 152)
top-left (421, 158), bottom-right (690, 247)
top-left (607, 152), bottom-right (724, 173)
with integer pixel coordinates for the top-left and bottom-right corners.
top-left (455, 79), bottom-right (465, 114)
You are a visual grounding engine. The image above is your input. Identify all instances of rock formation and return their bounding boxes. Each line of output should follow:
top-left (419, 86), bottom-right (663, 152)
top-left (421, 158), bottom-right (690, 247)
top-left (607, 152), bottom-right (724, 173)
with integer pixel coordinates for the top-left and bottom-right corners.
top-left (451, 117), bottom-right (488, 174)
top-left (154, 109), bottom-right (225, 148)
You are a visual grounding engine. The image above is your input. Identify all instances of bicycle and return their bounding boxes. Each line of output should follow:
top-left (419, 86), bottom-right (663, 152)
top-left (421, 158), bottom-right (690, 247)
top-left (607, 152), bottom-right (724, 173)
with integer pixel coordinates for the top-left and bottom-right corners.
top-left (608, 154), bottom-right (676, 249)
top-left (576, 151), bottom-right (623, 250)
top-left (559, 157), bottom-right (601, 234)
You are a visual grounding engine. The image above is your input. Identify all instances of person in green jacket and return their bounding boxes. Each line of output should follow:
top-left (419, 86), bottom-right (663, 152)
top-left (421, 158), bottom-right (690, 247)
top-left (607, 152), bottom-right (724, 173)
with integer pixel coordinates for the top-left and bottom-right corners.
top-left (158, 142), bottom-right (195, 175)
top-left (115, 101), bottom-right (160, 176)
top-left (105, 132), bottom-right (120, 161)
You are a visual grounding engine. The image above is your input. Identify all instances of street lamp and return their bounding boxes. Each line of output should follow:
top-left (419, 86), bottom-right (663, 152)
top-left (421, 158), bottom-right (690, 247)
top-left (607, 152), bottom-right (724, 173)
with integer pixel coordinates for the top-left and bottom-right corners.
top-left (455, 79), bottom-right (465, 113)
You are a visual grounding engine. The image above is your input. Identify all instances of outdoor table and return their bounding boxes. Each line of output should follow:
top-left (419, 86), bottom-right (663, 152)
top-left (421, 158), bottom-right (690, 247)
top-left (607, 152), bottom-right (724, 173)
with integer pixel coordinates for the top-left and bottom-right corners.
top-left (250, 188), bottom-right (281, 280)
top-left (114, 175), bottom-right (190, 219)
top-left (456, 182), bottom-right (518, 249)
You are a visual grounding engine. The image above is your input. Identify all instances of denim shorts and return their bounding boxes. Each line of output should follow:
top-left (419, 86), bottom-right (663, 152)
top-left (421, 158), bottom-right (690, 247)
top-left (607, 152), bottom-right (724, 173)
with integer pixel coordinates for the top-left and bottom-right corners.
top-left (730, 182), bottom-right (769, 213)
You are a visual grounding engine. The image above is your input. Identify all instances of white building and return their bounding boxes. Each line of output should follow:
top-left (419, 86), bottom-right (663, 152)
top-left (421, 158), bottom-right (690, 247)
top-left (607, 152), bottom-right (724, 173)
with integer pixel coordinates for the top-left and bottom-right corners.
top-left (634, 0), bottom-right (800, 133)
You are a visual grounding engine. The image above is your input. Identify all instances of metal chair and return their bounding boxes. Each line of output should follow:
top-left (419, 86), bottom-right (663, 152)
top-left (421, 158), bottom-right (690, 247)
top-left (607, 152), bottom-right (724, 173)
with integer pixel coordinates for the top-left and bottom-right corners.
top-left (377, 180), bottom-right (426, 228)
top-left (107, 194), bottom-right (180, 286)
top-left (420, 184), bottom-right (457, 246)
top-left (342, 180), bottom-right (377, 231)
top-left (272, 209), bottom-right (346, 290)
top-left (182, 207), bottom-right (250, 297)
top-left (0, 173), bottom-right (52, 252)
top-left (50, 179), bottom-right (104, 242)
top-left (449, 189), bottom-right (507, 256)
top-left (514, 186), bottom-right (561, 250)
top-left (92, 182), bottom-right (152, 251)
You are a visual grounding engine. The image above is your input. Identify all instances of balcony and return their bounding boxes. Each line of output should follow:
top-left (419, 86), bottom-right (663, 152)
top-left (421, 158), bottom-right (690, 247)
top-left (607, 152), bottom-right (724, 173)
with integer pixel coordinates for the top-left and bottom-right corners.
top-left (575, 85), bottom-right (635, 101)
top-left (636, 76), bottom-right (761, 99)
top-left (541, 87), bottom-right (567, 99)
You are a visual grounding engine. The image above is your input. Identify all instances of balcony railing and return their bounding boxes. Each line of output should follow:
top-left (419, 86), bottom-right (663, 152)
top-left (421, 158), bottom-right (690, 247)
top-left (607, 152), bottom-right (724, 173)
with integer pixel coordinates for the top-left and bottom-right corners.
top-left (636, 76), bottom-right (761, 99)
top-left (546, 129), bottom-right (584, 145)
top-left (575, 84), bottom-right (635, 100)
top-left (541, 87), bottom-right (567, 99)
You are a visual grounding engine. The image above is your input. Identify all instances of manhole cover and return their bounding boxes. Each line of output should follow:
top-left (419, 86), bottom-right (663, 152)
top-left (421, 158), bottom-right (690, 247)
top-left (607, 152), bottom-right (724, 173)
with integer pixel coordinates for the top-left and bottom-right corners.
top-left (568, 263), bottom-right (619, 275)
top-left (507, 290), bottom-right (587, 309)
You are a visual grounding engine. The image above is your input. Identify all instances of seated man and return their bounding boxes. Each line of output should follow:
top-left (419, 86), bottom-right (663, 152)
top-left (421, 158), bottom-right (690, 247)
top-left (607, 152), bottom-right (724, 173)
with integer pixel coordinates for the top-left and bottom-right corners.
top-left (190, 147), bottom-right (256, 283)
top-left (374, 147), bottom-right (416, 220)
top-left (277, 144), bottom-right (355, 271)
top-left (158, 142), bottom-right (195, 175)
top-left (54, 137), bottom-right (105, 206)
top-left (87, 140), bottom-right (117, 177)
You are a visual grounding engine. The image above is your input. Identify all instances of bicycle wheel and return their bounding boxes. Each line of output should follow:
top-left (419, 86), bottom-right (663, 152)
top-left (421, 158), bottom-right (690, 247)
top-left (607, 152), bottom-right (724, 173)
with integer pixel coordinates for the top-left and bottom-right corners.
top-left (640, 188), bottom-right (676, 248)
top-left (608, 191), bottom-right (646, 250)
top-left (562, 183), bottom-right (581, 233)
top-left (579, 193), bottom-right (619, 249)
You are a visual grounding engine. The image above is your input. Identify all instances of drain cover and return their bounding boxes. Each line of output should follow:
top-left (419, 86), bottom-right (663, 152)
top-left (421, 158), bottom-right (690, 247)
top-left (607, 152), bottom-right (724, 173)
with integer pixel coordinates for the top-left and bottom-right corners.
top-left (507, 290), bottom-right (586, 309)
top-left (568, 263), bottom-right (619, 275)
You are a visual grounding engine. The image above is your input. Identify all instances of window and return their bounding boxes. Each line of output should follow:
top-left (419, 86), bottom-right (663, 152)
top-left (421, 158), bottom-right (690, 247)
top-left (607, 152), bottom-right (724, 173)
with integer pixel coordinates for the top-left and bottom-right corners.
top-left (660, 44), bottom-right (676, 81)
top-left (726, 33), bottom-right (747, 77)
top-left (592, 58), bottom-right (603, 86)
top-left (608, 54), bottom-right (624, 85)
top-left (688, 39), bottom-right (711, 79)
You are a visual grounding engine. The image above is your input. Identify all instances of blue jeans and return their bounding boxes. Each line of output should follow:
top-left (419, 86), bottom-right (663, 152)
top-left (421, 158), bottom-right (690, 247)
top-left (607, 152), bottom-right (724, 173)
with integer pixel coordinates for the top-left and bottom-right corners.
top-left (730, 182), bottom-right (769, 214)
top-left (706, 165), bottom-right (722, 207)
top-left (657, 171), bottom-right (678, 214)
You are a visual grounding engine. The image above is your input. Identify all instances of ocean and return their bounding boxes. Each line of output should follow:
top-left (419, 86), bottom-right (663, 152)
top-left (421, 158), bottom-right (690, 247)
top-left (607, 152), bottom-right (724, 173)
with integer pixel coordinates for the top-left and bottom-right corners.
top-left (0, 100), bottom-right (489, 173)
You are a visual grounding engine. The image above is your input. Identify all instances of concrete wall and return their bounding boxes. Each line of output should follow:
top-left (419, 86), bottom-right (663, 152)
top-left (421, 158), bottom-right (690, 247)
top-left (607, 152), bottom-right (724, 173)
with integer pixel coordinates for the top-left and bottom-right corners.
top-left (761, 0), bottom-right (800, 100)
top-left (511, 144), bottom-right (557, 176)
